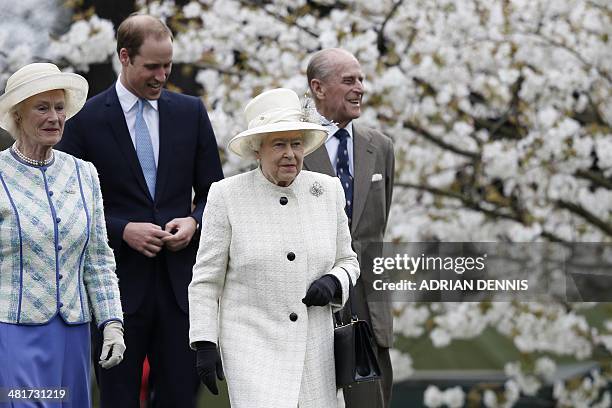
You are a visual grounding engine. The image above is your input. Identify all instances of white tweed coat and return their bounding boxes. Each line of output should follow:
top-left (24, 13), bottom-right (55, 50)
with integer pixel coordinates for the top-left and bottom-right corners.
top-left (189, 168), bottom-right (359, 408)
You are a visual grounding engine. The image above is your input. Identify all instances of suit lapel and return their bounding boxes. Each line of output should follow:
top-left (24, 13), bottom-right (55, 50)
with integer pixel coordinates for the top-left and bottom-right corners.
top-left (351, 125), bottom-right (376, 233)
top-left (105, 87), bottom-right (151, 199)
top-left (155, 91), bottom-right (172, 202)
top-left (303, 144), bottom-right (335, 177)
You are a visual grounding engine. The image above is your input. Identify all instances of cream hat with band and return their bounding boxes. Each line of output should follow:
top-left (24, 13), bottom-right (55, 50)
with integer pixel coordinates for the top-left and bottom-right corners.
top-left (0, 63), bottom-right (88, 137)
top-left (228, 88), bottom-right (327, 159)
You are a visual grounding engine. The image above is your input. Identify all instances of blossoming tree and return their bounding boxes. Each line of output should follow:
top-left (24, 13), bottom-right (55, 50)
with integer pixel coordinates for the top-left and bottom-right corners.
top-left (1, 0), bottom-right (610, 406)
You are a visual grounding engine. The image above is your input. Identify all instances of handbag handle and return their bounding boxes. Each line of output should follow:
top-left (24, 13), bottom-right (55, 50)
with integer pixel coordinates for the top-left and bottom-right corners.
top-left (334, 267), bottom-right (358, 326)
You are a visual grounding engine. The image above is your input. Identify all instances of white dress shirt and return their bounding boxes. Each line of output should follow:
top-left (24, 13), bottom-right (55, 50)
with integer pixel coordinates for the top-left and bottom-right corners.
top-left (115, 77), bottom-right (160, 166)
top-left (324, 121), bottom-right (354, 176)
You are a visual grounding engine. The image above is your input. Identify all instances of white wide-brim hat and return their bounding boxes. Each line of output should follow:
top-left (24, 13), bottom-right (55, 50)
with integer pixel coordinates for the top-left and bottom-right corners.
top-left (228, 88), bottom-right (327, 159)
top-left (0, 62), bottom-right (88, 133)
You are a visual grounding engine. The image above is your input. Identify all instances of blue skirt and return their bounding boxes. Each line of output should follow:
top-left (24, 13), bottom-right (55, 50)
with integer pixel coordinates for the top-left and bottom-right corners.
top-left (0, 315), bottom-right (91, 407)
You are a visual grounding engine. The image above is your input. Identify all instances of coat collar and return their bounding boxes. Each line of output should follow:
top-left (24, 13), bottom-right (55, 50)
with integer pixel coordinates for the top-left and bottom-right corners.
top-left (253, 165), bottom-right (307, 196)
top-left (303, 123), bottom-right (377, 232)
top-left (156, 91), bottom-right (173, 203)
top-left (103, 85), bottom-right (172, 202)
top-left (115, 77), bottom-right (159, 114)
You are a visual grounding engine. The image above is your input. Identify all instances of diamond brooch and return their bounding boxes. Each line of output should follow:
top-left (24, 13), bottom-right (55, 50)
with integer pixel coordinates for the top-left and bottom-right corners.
top-left (310, 181), bottom-right (324, 197)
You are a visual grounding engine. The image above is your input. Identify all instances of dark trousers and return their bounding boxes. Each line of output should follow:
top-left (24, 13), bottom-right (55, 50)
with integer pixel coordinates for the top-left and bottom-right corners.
top-left (342, 279), bottom-right (393, 408)
top-left (92, 255), bottom-right (199, 408)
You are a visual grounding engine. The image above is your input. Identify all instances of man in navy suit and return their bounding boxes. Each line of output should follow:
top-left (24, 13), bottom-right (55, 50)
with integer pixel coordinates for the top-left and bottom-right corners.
top-left (57, 14), bottom-right (224, 407)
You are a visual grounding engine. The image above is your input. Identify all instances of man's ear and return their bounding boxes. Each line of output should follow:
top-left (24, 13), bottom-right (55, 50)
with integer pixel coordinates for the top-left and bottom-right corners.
top-left (310, 79), bottom-right (325, 100)
top-left (119, 48), bottom-right (131, 66)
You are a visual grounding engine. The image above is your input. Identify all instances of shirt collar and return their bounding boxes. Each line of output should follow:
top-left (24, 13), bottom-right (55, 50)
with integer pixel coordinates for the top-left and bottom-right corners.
top-left (324, 120), bottom-right (353, 142)
top-left (116, 75), bottom-right (159, 113)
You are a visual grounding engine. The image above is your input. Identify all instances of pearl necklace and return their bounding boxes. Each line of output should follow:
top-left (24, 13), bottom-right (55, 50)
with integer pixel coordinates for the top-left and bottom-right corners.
top-left (11, 143), bottom-right (54, 167)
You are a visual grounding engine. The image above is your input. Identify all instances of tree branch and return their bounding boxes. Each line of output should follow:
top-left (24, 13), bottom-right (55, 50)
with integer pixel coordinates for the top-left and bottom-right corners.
top-left (586, 0), bottom-right (612, 14)
top-left (394, 181), bottom-right (522, 222)
top-left (392, 184), bottom-right (607, 243)
top-left (585, 91), bottom-right (612, 128)
top-left (238, 0), bottom-right (319, 38)
top-left (557, 200), bottom-right (612, 237)
top-left (375, 0), bottom-right (404, 55)
top-left (403, 120), bottom-right (481, 159)
top-left (541, 231), bottom-right (571, 245)
top-left (530, 33), bottom-right (612, 85)
top-left (575, 169), bottom-right (612, 190)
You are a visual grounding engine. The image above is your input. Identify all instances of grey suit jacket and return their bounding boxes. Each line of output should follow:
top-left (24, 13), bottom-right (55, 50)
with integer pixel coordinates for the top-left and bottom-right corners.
top-left (304, 123), bottom-right (395, 347)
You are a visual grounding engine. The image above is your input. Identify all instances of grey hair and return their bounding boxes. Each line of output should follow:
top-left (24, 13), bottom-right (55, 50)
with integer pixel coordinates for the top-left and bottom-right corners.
top-left (306, 48), bottom-right (356, 92)
top-left (246, 134), bottom-right (263, 154)
top-left (4, 103), bottom-right (23, 140)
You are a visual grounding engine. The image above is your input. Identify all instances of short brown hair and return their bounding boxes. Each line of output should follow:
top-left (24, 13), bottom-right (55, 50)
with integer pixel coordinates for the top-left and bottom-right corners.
top-left (116, 14), bottom-right (173, 60)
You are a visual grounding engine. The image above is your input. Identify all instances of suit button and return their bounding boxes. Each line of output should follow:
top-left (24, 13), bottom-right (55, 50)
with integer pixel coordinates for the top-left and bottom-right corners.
top-left (48, 191), bottom-right (54, 196)
top-left (279, 197), bottom-right (288, 205)
top-left (56, 217), bottom-right (61, 223)
top-left (58, 274), bottom-right (63, 280)
top-left (59, 302), bottom-right (64, 308)
top-left (57, 245), bottom-right (63, 251)
top-left (287, 252), bottom-right (295, 261)
top-left (289, 312), bottom-right (298, 322)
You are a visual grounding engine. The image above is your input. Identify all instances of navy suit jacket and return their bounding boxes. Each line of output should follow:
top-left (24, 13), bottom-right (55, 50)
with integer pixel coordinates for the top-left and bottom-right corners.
top-left (57, 85), bottom-right (224, 314)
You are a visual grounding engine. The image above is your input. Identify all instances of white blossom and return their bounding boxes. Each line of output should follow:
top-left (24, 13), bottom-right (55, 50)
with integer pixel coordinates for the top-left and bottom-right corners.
top-left (182, 1), bottom-right (202, 19)
top-left (595, 137), bottom-right (612, 171)
top-left (430, 327), bottom-right (451, 348)
top-left (534, 357), bottom-right (556, 382)
top-left (442, 386), bottom-right (465, 408)
top-left (49, 16), bottom-right (116, 71)
top-left (423, 385), bottom-right (444, 408)
top-left (483, 390), bottom-right (500, 408)
top-left (389, 348), bottom-right (413, 382)
top-left (482, 142), bottom-right (519, 180)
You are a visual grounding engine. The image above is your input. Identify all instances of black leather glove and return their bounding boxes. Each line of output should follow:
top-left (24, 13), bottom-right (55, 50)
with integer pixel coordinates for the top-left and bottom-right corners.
top-left (302, 274), bottom-right (340, 306)
top-left (195, 341), bottom-right (224, 395)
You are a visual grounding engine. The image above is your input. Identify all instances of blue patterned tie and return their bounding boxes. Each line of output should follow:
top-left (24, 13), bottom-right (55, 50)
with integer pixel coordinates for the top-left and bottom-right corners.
top-left (335, 128), bottom-right (353, 223)
top-left (135, 99), bottom-right (156, 198)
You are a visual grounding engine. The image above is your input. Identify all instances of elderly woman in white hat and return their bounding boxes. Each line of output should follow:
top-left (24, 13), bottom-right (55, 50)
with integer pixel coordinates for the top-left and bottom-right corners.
top-left (0, 63), bottom-right (125, 406)
top-left (188, 88), bottom-right (359, 407)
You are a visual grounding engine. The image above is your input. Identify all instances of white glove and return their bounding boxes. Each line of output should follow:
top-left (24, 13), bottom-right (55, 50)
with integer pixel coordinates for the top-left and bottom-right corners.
top-left (99, 321), bottom-right (126, 369)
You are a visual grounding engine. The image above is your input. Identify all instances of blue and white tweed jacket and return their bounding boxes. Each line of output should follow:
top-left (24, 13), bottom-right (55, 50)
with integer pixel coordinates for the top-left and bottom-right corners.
top-left (0, 148), bottom-right (123, 326)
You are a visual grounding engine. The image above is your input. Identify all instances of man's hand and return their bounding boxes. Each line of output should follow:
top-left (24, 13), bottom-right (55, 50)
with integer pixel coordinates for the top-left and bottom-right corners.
top-left (122, 222), bottom-right (172, 257)
top-left (162, 217), bottom-right (197, 252)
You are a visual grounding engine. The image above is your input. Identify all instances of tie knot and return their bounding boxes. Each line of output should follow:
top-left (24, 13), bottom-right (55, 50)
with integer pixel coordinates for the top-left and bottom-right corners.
top-left (137, 98), bottom-right (147, 115)
top-left (334, 128), bottom-right (349, 141)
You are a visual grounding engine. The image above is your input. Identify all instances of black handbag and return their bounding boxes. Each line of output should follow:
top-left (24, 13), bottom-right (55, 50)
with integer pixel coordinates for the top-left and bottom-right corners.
top-left (334, 270), bottom-right (382, 387)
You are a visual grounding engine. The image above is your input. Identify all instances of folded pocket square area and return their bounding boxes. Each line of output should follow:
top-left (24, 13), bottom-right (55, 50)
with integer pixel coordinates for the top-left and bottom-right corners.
top-left (371, 173), bottom-right (383, 182)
